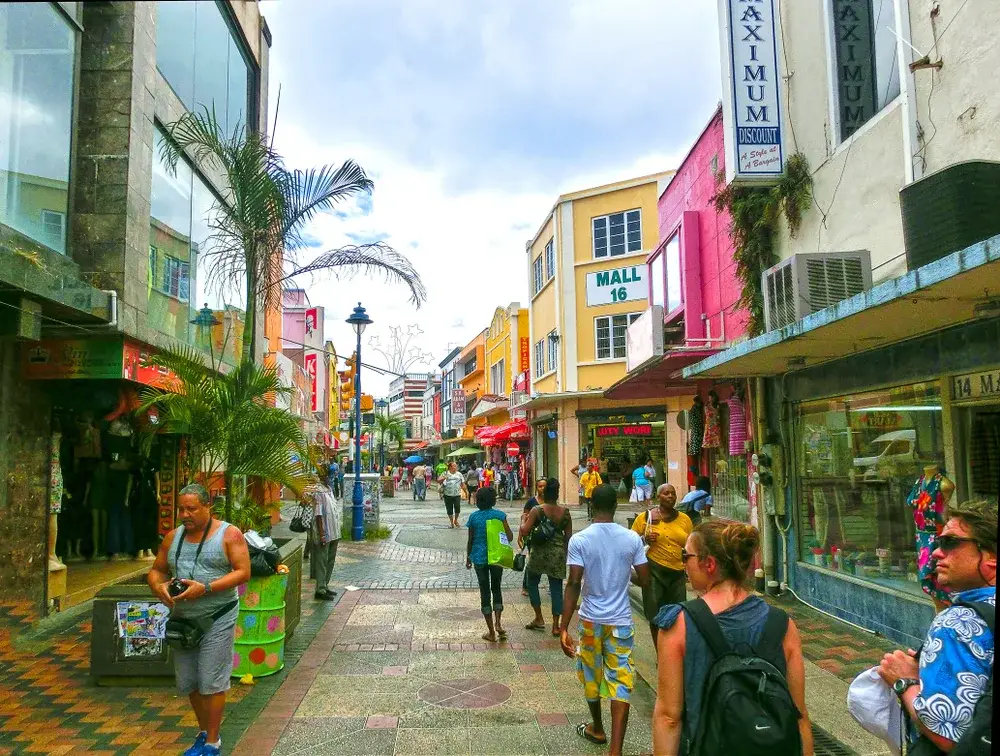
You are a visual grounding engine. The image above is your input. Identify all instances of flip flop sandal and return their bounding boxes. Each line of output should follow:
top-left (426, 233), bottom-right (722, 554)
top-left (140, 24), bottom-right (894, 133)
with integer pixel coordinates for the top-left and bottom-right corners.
top-left (497, 629), bottom-right (508, 641)
top-left (482, 632), bottom-right (497, 642)
top-left (576, 723), bottom-right (607, 745)
top-left (525, 622), bottom-right (545, 631)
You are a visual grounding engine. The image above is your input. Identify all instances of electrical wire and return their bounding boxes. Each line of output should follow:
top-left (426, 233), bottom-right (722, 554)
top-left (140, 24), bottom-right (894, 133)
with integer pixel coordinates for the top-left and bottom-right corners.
top-left (783, 583), bottom-right (880, 635)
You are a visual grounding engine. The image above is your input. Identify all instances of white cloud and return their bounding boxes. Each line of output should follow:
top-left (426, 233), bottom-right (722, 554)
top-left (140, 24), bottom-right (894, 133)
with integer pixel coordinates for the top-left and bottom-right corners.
top-left (261, 0), bottom-right (723, 396)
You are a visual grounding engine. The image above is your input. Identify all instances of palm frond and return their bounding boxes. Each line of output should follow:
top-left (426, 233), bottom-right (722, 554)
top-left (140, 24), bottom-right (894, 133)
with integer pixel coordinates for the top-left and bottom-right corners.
top-left (278, 161), bottom-right (374, 251)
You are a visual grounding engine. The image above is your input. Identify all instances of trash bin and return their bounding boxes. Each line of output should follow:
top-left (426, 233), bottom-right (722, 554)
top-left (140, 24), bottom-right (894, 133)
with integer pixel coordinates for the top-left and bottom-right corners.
top-left (232, 572), bottom-right (287, 678)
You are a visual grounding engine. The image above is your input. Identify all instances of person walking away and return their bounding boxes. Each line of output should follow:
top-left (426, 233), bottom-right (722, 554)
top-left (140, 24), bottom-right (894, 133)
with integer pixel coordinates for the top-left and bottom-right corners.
top-left (631, 484), bottom-right (693, 645)
top-left (630, 463), bottom-right (650, 503)
top-left (520, 478), bottom-right (572, 636)
top-left (440, 462), bottom-right (466, 528)
top-left (643, 458), bottom-right (657, 489)
top-left (579, 462), bottom-right (603, 520)
top-left (307, 466), bottom-right (340, 600)
top-left (519, 478), bottom-right (548, 596)
top-left (679, 476), bottom-right (712, 526)
top-left (337, 457), bottom-right (347, 499)
top-left (148, 484), bottom-right (251, 756)
top-left (652, 520), bottom-right (813, 756)
top-left (327, 458), bottom-right (341, 499)
top-left (465, 487), bottom-right (513, 643)
top-left (412, 463), bottom-right (427, 501)
top-left (560, 484), bottom-right (650, 755)
top-left (465, 465), bottom-right (480, 508)
top-left (877, 498), bottom-right (995, 754)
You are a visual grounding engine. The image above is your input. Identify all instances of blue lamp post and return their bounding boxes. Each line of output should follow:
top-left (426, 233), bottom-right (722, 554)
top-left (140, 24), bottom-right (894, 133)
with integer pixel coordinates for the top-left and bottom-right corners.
top-left (346, 302), bottom-right (372, 541)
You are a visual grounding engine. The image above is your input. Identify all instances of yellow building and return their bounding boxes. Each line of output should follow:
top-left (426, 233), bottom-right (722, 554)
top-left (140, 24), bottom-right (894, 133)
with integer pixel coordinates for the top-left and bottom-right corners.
top-left (523, 171), bottom-right (674, 501)
top-left (470, 303), bottom-right (529, 432)
top-left (456, 329), bottom-right (487, 441)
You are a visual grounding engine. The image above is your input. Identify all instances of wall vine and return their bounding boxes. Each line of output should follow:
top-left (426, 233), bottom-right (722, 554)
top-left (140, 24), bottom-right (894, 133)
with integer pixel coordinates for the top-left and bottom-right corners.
top-left (712, 152), bottom-right (814, 336)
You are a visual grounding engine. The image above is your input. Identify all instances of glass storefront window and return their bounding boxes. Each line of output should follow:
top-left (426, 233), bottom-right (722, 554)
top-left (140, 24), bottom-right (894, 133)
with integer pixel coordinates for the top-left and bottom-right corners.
top-left (155, 0), bottom-right (252, 137)
top-left (581, 418), bottom-right (666, 496)
top-left (795, 382), bottom-right (944, 596)
top-left (0, 3), bottom-right (75, 254)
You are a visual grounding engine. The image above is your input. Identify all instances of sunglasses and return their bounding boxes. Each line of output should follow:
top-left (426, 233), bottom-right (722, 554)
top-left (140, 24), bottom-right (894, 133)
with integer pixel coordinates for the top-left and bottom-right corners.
top-left (681, 550), bottom-right (700, 562)
top-left (934, 535), bottom-right (980, 552)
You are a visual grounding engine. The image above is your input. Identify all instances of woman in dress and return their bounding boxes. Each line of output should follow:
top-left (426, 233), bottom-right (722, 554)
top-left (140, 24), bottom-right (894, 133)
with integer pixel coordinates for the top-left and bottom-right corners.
top-left (520, 478), bottom-right (572, 635)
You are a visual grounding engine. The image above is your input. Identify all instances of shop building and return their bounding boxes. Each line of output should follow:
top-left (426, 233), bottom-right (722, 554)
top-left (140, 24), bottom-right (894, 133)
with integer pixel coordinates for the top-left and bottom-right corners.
top-left (605, 107), bottom-right (757, 522)
top-left (387, 372), bottom-right (436, 452)
top-left (281, 289), bottom-right (329, 434)
top-left (456, 330), bottom-right (487, 443)
top-left (522, 172), bottom-right (674, 500)
top-left (0, 1), bottom-right (270, 617)
top-left (684, 1), bottom-right (1000, 645)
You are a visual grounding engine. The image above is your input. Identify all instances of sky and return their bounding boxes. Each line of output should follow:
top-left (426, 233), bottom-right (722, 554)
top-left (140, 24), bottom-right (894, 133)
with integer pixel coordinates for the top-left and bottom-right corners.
top-left (262, 0), bottom-right (723, 396)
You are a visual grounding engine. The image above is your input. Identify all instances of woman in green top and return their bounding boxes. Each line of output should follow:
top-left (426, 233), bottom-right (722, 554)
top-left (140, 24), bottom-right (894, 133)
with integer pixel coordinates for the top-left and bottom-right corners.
top-left (519, 478), bottom-right (573, 636)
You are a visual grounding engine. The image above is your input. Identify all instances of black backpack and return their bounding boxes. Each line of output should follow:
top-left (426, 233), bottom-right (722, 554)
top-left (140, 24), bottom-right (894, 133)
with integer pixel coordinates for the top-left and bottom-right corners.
top-left (910, 599), bottom-right (994, 756)
top-left (684, 598), bottom-right (802, 756)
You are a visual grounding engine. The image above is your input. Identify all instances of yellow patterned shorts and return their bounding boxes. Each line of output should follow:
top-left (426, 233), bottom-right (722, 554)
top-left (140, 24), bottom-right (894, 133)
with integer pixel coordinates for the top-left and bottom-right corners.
top-left (575, 620), bottom-right (635, 702)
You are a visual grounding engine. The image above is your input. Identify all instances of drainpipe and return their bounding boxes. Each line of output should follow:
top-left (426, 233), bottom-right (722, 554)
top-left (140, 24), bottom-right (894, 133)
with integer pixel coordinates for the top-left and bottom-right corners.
top-left (754, 376), bottom-right (775, 586)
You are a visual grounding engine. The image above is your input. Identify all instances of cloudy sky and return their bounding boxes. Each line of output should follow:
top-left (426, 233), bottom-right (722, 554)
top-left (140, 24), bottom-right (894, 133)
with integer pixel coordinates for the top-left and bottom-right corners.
top-left (262, 0), bottom-right (723, 395)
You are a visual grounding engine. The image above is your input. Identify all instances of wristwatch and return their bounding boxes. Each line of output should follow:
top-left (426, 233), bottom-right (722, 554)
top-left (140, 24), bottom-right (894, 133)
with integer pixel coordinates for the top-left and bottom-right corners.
top-left (204, 582), bottom-right (213, 595)
top-left (892, 678), bottom-right (919, 696)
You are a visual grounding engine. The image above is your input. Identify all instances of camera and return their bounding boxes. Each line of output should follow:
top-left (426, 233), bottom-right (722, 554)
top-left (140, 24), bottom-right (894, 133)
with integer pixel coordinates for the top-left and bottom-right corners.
top-left (168, 578), bottom-right (186, 597)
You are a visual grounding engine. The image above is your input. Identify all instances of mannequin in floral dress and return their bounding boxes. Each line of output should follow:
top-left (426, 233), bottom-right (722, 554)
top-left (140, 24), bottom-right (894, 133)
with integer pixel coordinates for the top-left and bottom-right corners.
top-left (906, 464), bottom-right (954, 610)
top-left (702, 391), bottom-right (722, 449)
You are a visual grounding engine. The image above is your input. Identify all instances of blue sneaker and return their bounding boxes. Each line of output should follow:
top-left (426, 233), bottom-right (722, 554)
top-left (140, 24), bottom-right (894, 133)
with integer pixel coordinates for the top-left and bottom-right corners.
top-left (202, 743), bottom-right (222, 756)
top-left (182, 731), bottom-right (207, 756)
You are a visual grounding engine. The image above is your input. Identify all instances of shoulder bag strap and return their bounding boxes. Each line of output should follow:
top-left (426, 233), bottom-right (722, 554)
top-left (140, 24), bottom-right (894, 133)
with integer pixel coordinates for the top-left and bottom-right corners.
top-left (682, 598), bottom-right (733, 658)
top-left (755, 606), bottom-right (790, 670)
top-left (175, 519), bottom-right (213, 581)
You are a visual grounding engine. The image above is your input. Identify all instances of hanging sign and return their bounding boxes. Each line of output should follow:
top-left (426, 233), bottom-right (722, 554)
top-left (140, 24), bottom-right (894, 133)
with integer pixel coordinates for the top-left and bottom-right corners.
top-left (585, 266), bottom-right (646, 306)
top-left (519, 337), bottom-right (530, 372)
top-left (451, 388), bottom-right (466, 430)
top-left (305, 352), bottom-right (318, 412)
top-left (719, 0), bottom-right (785, 183)
top-left (304, 307), bottom-right (318, 335)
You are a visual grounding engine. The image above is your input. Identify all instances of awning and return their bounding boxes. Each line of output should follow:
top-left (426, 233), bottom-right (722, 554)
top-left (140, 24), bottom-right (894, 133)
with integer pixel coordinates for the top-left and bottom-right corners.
top-left (470, 394), bottom-right (509, 418)
top-left (684, 235), bottom-right (1000, 379)
top-left (516, 390), bottom-right (605, 411)
top-left (603, 347), bottom-right (721, 400)
top-left (495, 419), bottom-right (530, 441)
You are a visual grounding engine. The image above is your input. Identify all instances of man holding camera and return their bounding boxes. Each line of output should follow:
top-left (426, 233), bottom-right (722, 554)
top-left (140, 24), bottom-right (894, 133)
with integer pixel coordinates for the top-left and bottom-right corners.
top-left (148, 484), bottom-right (251, 756)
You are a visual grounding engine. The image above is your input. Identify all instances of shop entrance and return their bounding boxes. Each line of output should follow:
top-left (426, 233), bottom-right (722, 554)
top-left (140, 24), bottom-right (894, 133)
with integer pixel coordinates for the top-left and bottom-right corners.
top-left (581, 417), bottom-right (666, 497)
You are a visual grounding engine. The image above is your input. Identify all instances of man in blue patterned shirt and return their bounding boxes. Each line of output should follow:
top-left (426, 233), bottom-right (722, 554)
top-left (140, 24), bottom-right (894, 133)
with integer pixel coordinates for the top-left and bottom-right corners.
top-left (878, 498), bottom-right (995, 752)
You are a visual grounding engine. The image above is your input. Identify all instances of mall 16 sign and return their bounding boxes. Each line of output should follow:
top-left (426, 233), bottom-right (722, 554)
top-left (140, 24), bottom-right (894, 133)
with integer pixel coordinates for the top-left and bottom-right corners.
top-left (719, 0), bottom-right (785, 183)
top-left (586, 266), bottom-right (646, 307)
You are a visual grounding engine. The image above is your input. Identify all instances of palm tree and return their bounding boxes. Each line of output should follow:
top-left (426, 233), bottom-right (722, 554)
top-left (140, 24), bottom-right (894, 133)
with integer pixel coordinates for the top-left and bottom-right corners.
top-left (159, 108), bottom-right (427, 358)
top-left (366, 413), bottom-right (406, 471)
top-left (138, 345), bottom-right (313, 521)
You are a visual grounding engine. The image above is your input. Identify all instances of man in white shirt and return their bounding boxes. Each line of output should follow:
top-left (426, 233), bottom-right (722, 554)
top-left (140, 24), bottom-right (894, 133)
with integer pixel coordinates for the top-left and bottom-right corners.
top-left (309, 465), bottom-right (341, 600)
top-left (560, 484), bottom-right (650, 756)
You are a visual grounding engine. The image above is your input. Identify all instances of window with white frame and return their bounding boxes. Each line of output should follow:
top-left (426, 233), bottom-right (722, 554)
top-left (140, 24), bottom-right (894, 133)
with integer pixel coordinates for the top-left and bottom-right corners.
top-left (595, 313), bottom-right (641, 360)
top-left (593, 209), bottom-right (641, 258)
top-left (829, 0), bottom-right (900, 143)
top-left (544, 238), bottom-right (555, 280)
top-left (532, 254), bottom-right (544, 295)
top-left (546, 331), bottom-right (558, 373)
top-left (490, 359), bottom-right (505, 394)
top-left (534, 340), bottom-right (545, 378)
top-left (149, 245), bottom-right (191, 301)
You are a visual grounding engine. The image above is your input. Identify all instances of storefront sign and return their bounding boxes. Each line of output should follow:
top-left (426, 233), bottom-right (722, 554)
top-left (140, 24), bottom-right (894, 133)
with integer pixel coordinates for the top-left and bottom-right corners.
top-left (305, 352), bottom-right (318, 412)
top-left (305, 307), bottom-right (318, 336)
top-left (122, 340), bottom-right (176, 389)
top-left (626, 306), bottom-right (664, 372)
top-left (586, 267), bottom-right (646, 306)
top-left (157, 437), bottom-right (178, 537)
top-left (22, 338), bottom-right (123, 379)
top-left (719, 0), bottom-right (784, 182)
top-left (849, 411), bottom-right (902, 430)
top-left (519, 337), bottom-right (530, 372)
top-left (953, 369), bottom-right (1000, 402)
top-left (451, 388), bottom-right (466, 430)
top-left (595, 424), bottom-right (653, 437)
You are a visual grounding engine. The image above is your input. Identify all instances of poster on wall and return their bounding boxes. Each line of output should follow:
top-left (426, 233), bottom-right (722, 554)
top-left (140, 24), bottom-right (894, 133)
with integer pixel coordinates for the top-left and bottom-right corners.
top-left (305, 352), bottom-right (318, 412)
top-left (719, 0), bottom-right (785, 182)
top-left (304, 307), bottom-right (318, 336)
top-left (585, 266), bottom-right (646, 306)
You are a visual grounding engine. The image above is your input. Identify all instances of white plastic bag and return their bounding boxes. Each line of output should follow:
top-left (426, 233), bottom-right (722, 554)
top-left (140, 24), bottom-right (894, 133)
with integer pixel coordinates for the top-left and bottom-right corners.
top-left (846, 667), bottom-right (903, 755)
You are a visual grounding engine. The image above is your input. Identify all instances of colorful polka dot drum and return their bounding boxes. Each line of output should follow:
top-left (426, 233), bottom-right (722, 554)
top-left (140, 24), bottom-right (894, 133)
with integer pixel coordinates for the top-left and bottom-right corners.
top-left (232, 573), bottom-right (288, 678)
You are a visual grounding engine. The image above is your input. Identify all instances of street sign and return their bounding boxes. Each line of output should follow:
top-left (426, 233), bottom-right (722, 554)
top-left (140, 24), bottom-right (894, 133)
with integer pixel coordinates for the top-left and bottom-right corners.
top-left (505, 442), bottom-right (520, 457)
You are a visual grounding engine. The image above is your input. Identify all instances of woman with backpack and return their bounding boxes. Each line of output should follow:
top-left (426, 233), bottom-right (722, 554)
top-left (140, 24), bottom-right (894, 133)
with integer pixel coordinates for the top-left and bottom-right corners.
top-left (519, 478), bottom-right (573, 636)
top-left (651, 521), bottom-right (813, 756)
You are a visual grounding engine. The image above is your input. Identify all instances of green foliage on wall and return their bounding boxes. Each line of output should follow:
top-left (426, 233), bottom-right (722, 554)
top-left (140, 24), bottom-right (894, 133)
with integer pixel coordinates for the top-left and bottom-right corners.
top-left (713, 153), bottom-right (813, 336)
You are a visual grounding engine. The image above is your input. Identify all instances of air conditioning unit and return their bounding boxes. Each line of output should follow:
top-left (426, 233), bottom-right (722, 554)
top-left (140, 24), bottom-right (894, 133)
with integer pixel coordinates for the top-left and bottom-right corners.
top-left (762, 251), bottom-right (872, 332)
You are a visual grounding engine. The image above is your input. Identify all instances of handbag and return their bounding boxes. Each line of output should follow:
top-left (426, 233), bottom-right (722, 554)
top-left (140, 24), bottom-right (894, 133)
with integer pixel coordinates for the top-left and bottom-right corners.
top-left (528, 510), bottom-right (559, 546)
top-left (512, 547), bottom-right (527, 572)
top-left (165, 600), bottom-right (239, 650)
top-left (289, 501), bottom-right (312, 533)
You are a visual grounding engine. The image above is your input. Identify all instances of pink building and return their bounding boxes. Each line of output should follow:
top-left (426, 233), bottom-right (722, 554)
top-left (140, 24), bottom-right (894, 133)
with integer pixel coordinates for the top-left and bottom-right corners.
top-left (281, 289), bottom-right (328, 426)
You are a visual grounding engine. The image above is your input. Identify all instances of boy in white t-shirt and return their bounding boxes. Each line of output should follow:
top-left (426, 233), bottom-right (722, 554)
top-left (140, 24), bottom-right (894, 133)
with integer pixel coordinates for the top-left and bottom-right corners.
top-left (560, 484), bottom-right (650, 756)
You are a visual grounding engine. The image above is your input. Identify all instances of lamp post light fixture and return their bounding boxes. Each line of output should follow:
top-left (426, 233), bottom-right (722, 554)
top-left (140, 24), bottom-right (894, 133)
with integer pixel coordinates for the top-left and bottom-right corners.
top-left (190, 303), bottom-right (221, 352)
top-left (376, 398), bottom-right (388, 474)
top-left (346, 302), bottom-right (373, 541)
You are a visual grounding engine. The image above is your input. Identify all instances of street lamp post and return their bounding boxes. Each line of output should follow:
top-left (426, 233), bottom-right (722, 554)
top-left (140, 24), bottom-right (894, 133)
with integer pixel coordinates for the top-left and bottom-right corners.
top-left (376, 398), bottom-right (388, 474)
top-left (346, 302), bottom-right (372, 541)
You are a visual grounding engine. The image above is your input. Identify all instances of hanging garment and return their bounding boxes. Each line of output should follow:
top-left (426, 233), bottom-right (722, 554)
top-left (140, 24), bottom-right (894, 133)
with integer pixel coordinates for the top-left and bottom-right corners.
top-left (688, 402), bottom-right (705, 456)
top-left (727, 394), bottom-right (748, 457)
top-left (49, 432), bottom-right (64, 514)
top-left (702, 400), bottom-right (721, 449)
top-left (906, 473), bottom-right (949, 602)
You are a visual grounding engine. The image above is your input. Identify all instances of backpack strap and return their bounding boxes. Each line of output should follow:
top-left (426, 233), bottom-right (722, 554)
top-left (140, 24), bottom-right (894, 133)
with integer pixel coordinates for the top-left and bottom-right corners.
top-left (755, 607), bottom-right (790, 672)
top-left (953, 598), bottom-right (996, 635)
top-left (682, 598), bottom-right (733, 658)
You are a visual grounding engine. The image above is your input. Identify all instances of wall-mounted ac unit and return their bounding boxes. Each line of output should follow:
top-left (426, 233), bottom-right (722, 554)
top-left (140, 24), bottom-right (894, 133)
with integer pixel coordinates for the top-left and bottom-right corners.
top-left (762, 251), bottom-right (872, 332)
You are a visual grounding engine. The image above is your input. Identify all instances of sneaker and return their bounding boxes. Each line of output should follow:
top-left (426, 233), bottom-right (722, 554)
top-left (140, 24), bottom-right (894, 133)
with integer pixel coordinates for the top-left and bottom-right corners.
top-left (201, 743), bottom-right (222, 756)
top-left (182, 731), bottom-right (207, 756)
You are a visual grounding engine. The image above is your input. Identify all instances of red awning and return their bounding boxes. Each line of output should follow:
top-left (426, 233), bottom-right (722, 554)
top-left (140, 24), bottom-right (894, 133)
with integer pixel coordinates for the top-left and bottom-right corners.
top-left (492, 420), bottom-right (530, 442)
top-left (603, 348), bottom-right (722, 401)
top-left (474, 425), bottom-right (499, 443)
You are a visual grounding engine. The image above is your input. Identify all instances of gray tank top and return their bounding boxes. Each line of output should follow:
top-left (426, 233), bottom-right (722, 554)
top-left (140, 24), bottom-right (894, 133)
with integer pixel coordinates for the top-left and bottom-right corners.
top-left (167, 520), bottom-right (239, 619)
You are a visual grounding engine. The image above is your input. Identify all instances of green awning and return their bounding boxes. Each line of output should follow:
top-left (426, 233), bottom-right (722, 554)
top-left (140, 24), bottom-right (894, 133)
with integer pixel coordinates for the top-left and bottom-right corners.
top-left (447, 446), bottom-right (483, 457)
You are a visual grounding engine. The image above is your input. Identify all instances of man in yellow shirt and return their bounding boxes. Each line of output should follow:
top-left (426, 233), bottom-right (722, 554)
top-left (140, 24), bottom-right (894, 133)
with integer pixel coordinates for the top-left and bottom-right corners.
top-left (630, 483), bottom-right (692, 644)
top-left (579, 461), bottom-right (603, 520)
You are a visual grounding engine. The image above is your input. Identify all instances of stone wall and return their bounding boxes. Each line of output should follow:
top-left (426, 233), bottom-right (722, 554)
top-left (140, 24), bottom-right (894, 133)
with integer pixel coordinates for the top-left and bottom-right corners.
top-left (0, 342), bottom-right (51, 618)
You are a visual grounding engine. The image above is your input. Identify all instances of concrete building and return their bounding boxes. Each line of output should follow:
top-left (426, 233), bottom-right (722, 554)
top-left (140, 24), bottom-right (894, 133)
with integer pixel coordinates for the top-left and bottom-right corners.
top-left (684, 1), bottom-right (1000, 646)
top-left (281, 288), bottom-right (328, 434)
top-left (0, 0), bottom-right (271, 617)
top-left (437, 346), bottom-right (462, 445)
top-left (521, 172), bottom-right (674, 499)
top-left (456, 330), bottom-right (487, 442)
top-left (387, 372), bottom-right (435, 451)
